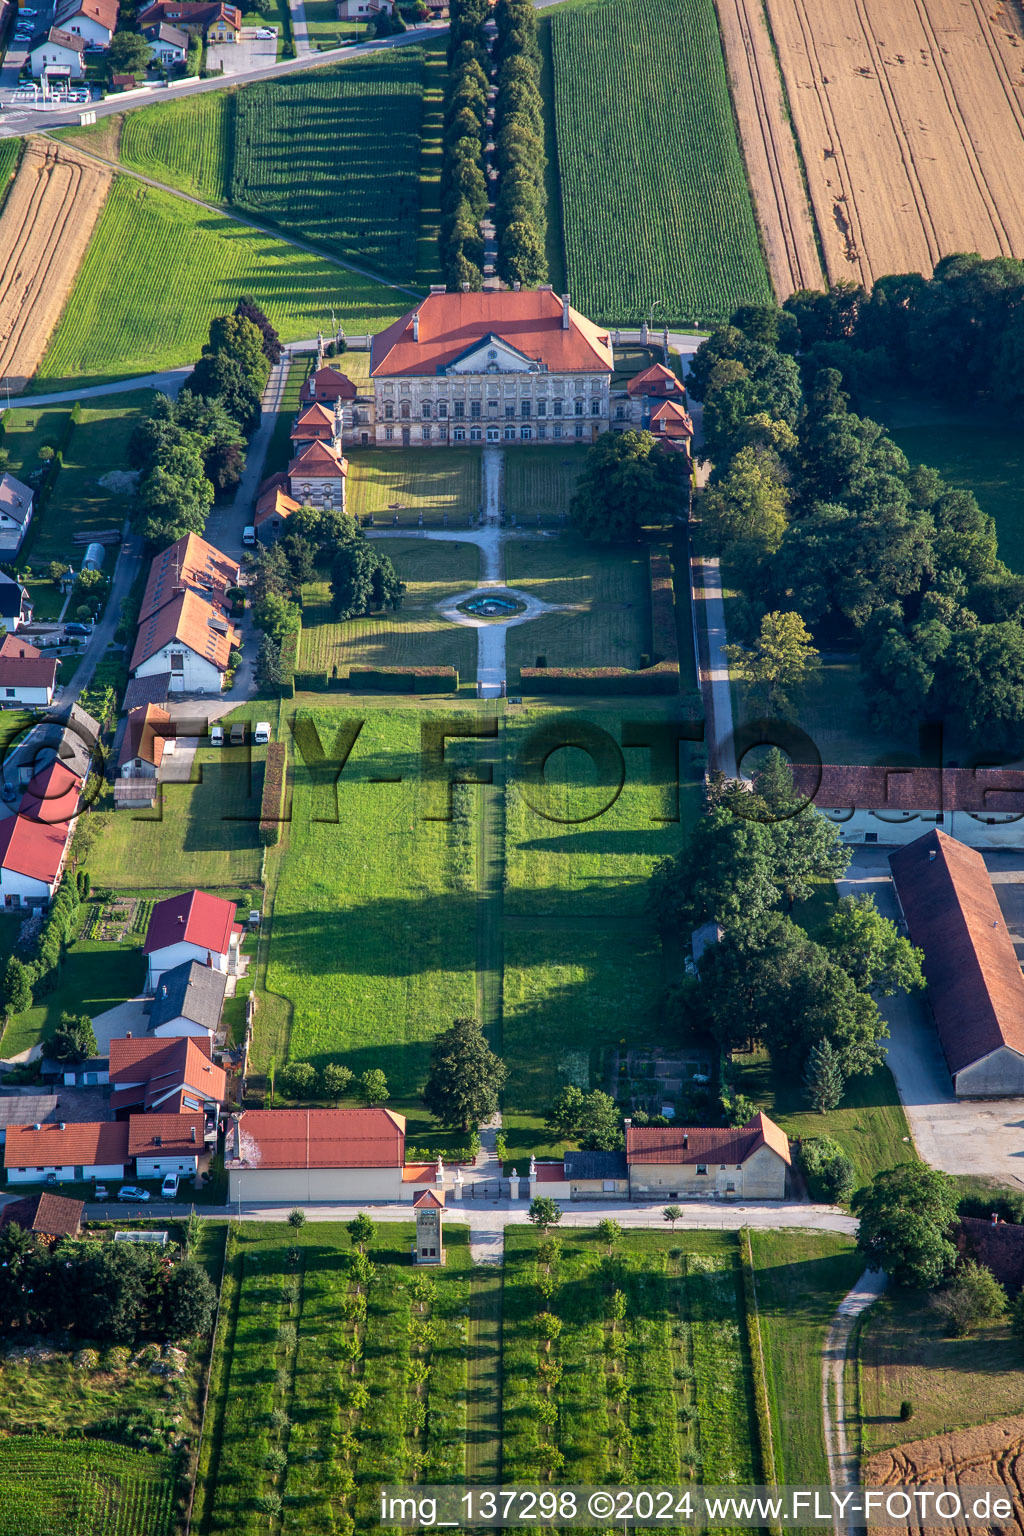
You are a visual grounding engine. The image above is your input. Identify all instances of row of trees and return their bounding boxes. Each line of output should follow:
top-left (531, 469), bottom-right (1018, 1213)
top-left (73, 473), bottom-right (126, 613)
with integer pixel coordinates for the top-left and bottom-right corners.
top-left (492, 0), bottom-right (547, 287)
top-left (132, 299), bottom-right (280, 547)
top-left (0, 873), bottom-right (83, 1021)
top-left (0, 1222), bottom-right (216, 1344)
top-left (440, 0), bottom-right (489, 290)
top-left (692, 297), bottom-right (1023, 740)
top-left (650, 752), bottom-right (924, 1106)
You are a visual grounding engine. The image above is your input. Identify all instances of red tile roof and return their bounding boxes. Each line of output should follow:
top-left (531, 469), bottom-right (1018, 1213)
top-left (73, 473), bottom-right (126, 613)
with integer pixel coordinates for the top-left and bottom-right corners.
top-left (128, 1112), bottom-right (204, 1157)
top-left (0, 636), bottom-right (41, 660)
top-left (533, 1161), bottom-right (566, 1182)
top-left (628, 361), bottom-right (684, 397)
top-left (0, 811), bottom-right (70, 885)
top-left (144, 889), bottom-right (237, 957)
top-left (300, 365), bottom-right (357, 403)
top-left (649, 398), bottom-right (694, 441)
top-left (254, 485), bottom-right (301, 530)
top-left (0, 1192), bottom-right (84, 1238)
top-left (287, 440), bottom-right (347, 478)
top-left (118, 703), bottom-right (171, 772)
top-left (55, 0), bottom-right (119, 31)
top-left (413, 1188), bottom-right (445, 1208)
top-left (371, 291), bottom-right (614, 378)
top-left (402, 1162), bottom-right (435, 1182)
top-left (139, 534), bottom-right (237, 626)
top-left (889, 829), bottom-right (1024, 1076)
top-left (19, 761), bottom-right (82, 825)
top-left (228, 1108), bottom-right (406, 1169)
top-left (292, 402), bottom-right (336, 440)
top-left (0, 654), bottom-right (57, 690)
top-left (137, 0), bottom-right (239, 26)
top-left (130, 587), bottom-right (238, 673)
top-left (4, 1120), bottom-right (129, 1169)
top-left (626, 1111), bottom-right (790, 1167)
top-left (108, 1035), bottom-right (226, 1110)
top-left (791, 763), bottom-right (1024, 815)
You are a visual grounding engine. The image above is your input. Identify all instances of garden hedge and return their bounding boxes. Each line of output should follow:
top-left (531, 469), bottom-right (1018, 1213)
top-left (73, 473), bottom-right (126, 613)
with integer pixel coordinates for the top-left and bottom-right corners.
top-left (348, 666), bottom-right (458, 693)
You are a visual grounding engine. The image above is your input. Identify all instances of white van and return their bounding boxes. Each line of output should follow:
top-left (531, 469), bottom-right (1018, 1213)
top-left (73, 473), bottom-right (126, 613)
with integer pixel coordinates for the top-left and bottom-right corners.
top-left (242, 525), bottom-right (257, 546)
top-left (254, 721), bottom-right (271, 745)
top-left (210, 725), bottom-right (224, 747)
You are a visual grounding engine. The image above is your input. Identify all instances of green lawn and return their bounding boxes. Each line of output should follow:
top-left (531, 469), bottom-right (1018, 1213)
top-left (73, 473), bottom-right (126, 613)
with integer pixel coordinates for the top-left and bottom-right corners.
top-left (503, 534), bottom-right (654, 677)
top-left (262, 351), bottom-right (313, 481)
top-left (193, 1220), bottom-right (473, 1534)
top-left (119, 93), bottom-right (232, 202)
top-left (345, 446), bottom-right (482, 527)
top-left (859, 1287), bottom-right (1024, 1451)
top-left (0, 406), bottom-right (72, 481)
top-left (301, 0), bottom-right (367, 48)
top-left (0, 927), bottom-right (146, 1061)
top-left (547, 0), bottom-right (771, 326)
top-left (0, 139), bottom-right (21, 213)
top-left (748, 1229), bottom-right (863, 1484)
top-left (299, 538), bottom-right (478, 680)
top-left (263, 709), bottom-right (477, 1086)
top-left (502, 444), bottom-right (588, 522)
top-left (35, 179), bottom-right (409, 389)
top-left (888, 418), bottom-right (1024, 576)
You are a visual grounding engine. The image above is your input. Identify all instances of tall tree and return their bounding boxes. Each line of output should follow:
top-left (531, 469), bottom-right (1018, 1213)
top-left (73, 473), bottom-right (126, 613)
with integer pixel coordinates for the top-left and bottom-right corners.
top-left (803, 1038), bottom-right (844, 1113)
top-left (422, 1016), bottom-right (508, 1133)
top-left (823, 894), bottom-right (925, 996)
top-left (570, 430), bottom-right (689, 541)
top-left (852, 1164), bottom-right (959, 1288)
top-left (724, 610), bottom-right (819, 714)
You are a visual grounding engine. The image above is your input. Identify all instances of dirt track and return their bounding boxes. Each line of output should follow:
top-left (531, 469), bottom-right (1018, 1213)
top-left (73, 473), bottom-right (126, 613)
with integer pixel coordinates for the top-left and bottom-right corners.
top-left (0, 138), bottom-right (111, 392)
top-left (866, 1416), bottom-right (1024, 1535)
top-left (762, 0), bottom-right (1024, 287)
top-left (715, 0), bottom-right (824, 298)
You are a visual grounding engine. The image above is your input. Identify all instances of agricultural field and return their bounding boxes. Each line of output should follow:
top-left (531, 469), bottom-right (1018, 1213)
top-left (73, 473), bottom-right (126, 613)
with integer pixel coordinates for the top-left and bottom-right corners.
top-left (299, 539), bottom-right (479, 680)
top-left (0, 138), bottom-right (20, 208)
top-left (547, 0), bottom-right (772, 326)
top-left (502, 535), bottom-right (653, 678)
top-left (763, 0), bottom-right (1024, 287)
top-left (345, 447), bottom-right (481, 528)
top-left (263, 709), bottom-right (477, 1086)
top-left (502, 1228), bottom-right (764, 1485)
top-left (194, 1221), bottom-right (473, 1534)
top-left (120, 94), bottom-right (233, 202)
top-left (35, 180), bottom-right (408, 389)
top-left (0, 1439), bottom-right (178, 1536)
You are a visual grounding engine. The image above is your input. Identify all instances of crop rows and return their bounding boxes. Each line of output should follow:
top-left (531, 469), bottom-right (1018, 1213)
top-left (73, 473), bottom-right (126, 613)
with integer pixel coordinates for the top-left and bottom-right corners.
top-left (0, 1437), bottom-right (176, 1536)
top-left (549, 0), bottom-right (772, 326)
top-left (121, 93), bottom-right (233, 203)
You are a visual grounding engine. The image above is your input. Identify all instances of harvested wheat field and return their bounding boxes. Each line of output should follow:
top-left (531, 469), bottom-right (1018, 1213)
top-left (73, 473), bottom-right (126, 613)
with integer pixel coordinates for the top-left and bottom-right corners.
top-left (715, 0), bottom-right (824, 297)
top-left (763, 0), bottom-right (1024, 288)
top-left (867, 1417), bottom-right (1024, 1535)
top-left (0, 138), bottom-right (111, 392)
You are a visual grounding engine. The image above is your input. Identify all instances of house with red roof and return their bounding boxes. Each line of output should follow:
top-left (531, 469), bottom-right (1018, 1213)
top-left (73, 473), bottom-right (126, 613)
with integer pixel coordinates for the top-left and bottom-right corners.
top-left (130, 534), bottom-right (240, 696)
top-left (369, 288), bottom-right (614, 448)
top-left (300, 363), bottom-right (357, 407)
top-left (129, 1112), bottom-right (205, 1180)
top-left (53, 0), bottom-right (119, 46)
top-left (0, 762), bottom-right (81, 908)
top-left (4, 1120), bottom-right (129, 1184)
top-left (0, 634), bottom-right (56, 707)
top-left (253, 476), bottom-right (302, 545)
top-left (225, 1107), bottom-right (409, 1202)
top-left (108, 1035), bottom-right (227, 1123)
top-left (610, 360), bottom-right (693, 456)
top-left (287, 436), bottom-right (347, 513)
top-left (787, 762), bottom-right (1024, 850)
top-left (117, 703), bottom-right (171, 784)
top-left (143, 889), bottom-right (241, 987)
top-left (625, 1112), bottom-right (790, 1200)
top-left (136, 0), bottom-right (240, 38)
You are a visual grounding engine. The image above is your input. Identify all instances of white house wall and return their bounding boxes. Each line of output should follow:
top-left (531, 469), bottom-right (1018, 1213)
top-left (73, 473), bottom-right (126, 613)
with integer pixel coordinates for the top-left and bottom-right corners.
top-left (824, 808), bottom-right (1024, 849)
top-left (136, 1153), bottom-right (199, 1179)
top-left (134, 645), bottom-right (225, 695)
top-left (147, 939), bottom-right (228, 989)
top-left (0, 868), bottom-right (59, 908)
top-left (227, 1166), bottom-right (403, 1203)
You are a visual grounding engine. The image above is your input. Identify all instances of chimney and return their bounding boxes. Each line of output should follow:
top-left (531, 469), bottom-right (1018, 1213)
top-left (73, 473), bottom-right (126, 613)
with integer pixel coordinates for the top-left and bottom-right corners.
top-left (683, 1133), bottom-right (689, 1149)
top-left (178, 914), bottom-right (185, 923)
top-left (429, 284), bottom-right (445, 294)
top-left (562, 293), bottom-right (570, 330)
top-left (412, 308), bottom-right (420, 342)
top-left (461, 282), bottom-right (470, 293)
top-left (992, 1211), bottom-right (999, 1225)
top-left (126, 1031), bottom-right (132, 1039)
top-left (59, 1122), bottom-right (65, 1131)
top-left (623, 1117), bottom-right (632, 1129)
top-left (191, 1125), bottom-right (196, 1143)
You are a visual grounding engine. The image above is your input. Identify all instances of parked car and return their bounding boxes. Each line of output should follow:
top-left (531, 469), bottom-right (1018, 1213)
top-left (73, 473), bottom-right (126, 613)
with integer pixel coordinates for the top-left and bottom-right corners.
top-left (20, 9), bottom-right (38, 15)
top-left (242, 525), bottom-right (256, 546)
top-left (248, 908), bottom-right (261, 926)
top-left (254, 720), bottom-right (271, 745)
top-left (64, 622), bottom-right (91, 636)
top-left (93, 1184), bottom-right (108, 1201)
top-left (209, 724), bottom-right (224, 747)
top-left (116, 1185), bottom-right (151, 1203)
top-left (161, 1173), bottom-right (180, 1199)
top-left (229, 722), bottom-right (245, 746)
top-left (254, 25), bottom-right (275, 36)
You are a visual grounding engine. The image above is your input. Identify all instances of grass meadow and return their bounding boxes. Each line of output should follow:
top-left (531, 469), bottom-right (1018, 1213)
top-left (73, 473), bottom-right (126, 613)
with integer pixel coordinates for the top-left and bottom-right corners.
top-left (547, 0), bottom-right (771, 326)
top-left (345, 447), bottom-right (482, 528)
top-left (503, 535), bottom-right (654, 677)
top-left (194, 1221), bottom-right (473, 1534)
top-left (35, 180), bottom-right (408, 388)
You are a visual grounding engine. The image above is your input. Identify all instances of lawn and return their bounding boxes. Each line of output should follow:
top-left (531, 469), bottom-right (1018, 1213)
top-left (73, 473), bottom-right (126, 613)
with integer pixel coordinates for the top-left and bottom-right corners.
top-left (748, 1229), bottom-right (863, 1483)
top-left (859, 1286), bottom-right (1024, 1451)
top-left (83, 747), bottom-right (265, 892)
top-left (193, 1220), bottom-right (473, 1534)
top-left (301, 0), bottom-right (367, 47)
top-left (502, 1227), bottom-right (764, 1485)
top-left (501, 443), bottom-right (588, 522)
top-left (732, 1051), bottom-right (914, 1195)
top-left (35, 179), bottom-right (409, 389)
top-left (261, 350), bottom-right (314, 481)
top-left (414, 39), bottom-right (445, 289)
top-left (503, 534), bottom-right (654, 677)
top-left (547, 0), bottom-right (771, 327)
top-left (0, 139), bottom-right (21, 213)
top-left (299, 538), bottom-right (479, 680)
top-left (0, 928), bottom-right (147, 1060)
top-left (263, 709), bottom-right (477, 1086)
top-left (0, 406), bottom-right (72, 481)
top-left (345, 447), bottom-right (482, 528)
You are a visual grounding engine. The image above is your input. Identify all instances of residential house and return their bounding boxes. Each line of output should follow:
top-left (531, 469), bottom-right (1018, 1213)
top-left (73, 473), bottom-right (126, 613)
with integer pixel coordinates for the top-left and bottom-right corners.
top-left (136, 0), bottom-right (240, 37)
top-left (4, 1120), bottom-right (129, 1185)
top-left (0, 473), bottom-right (34, 556)
top-left (116, 703), bottom-right (171, 782)
top-left (624, 1112), bottom-right (791, 1200)
top-left (142, 19), bottom-right (188, 60)
top-left (608, 361), bottom-right (693, 455)
top-left (53, 0), bottom-right (119, 46)
top-left (0, 570), bottom-right (31, 632)
top-left (225, 1107), bottom-right (407, 1202)
top-left (0, 638), bottom-right (56, 708)
top-left (108, 1035), bottom-right (227, 1124)
top-left (29, 26), bottom-right (86, 79)
top-left (336, 0), bottom-right (393, 17)
top-left (253, 476), bottom-right (302, 545)
top-left (0, 762), bottom-right (81, 908)
top-left (130, 533), bottom-right (240, 694)
top-left (369, 288), bottom-right (614, 447)
top-left (890, 829), bottom-right (1024, 1096)
top-left (129, 1112), bottom-right (204, 1180)
top-left (562, 1149), bottom-right (629, 1200)
top-left (145, 958), bottom-right (227, 1042)
top-left (789, 763), bottom-right (1024, 850)
top-left (143, 888), bottom-right (240, 987)
top-left (0, 1192), bottom-right (84, 1240)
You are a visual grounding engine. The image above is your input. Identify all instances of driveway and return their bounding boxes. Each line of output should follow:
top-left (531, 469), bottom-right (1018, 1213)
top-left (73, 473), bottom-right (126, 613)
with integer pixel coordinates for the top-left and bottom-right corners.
top-left (840, 847), bottom-right (1024, 1188)
top-left (207, 33), bottom-right (283, 72)
top-left (158, 735), bottom-right (200, 782)
top-left (89, 998), bottom-right (149, 1052)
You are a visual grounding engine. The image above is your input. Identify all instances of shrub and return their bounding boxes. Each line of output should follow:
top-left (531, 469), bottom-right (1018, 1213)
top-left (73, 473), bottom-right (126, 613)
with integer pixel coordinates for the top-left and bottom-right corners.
top-left (288, 1208), bottom-right (306, 1228)
top-left (798, 1135), bottom-right (855, 1203)
top-left (899, 1399), bottom-right (913, 1421)
top-left (347, 665), bottom-right (457, 693)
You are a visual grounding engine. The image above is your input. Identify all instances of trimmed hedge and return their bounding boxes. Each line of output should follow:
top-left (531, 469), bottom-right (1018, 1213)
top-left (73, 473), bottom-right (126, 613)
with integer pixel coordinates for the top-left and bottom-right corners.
top-left (520, 549), bottom-right (680, 695)
top-left (278, 628), bottom-right (299, 699)
top-left (259, 742), bottom-right (286, 847)
top-left (348, 666), bottom-right (458, 693)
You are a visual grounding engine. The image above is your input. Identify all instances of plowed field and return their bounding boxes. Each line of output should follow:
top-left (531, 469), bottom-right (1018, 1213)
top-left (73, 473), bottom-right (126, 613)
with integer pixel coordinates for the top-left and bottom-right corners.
top-left (866, 1416), bottom-right (1024, 1535)
top-left (0, 138), bottom-right (111, 392)
top-left (763, 0), bottom-right (1024, 286)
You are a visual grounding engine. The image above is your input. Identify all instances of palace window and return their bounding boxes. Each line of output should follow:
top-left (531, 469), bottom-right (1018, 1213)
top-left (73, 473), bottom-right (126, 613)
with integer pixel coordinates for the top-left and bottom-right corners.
top-left (521, 400), bottom-right (530, 418)
top-left (591, 399), bottom-right (601, 415)
top-left (385, 427), bottom-right (394, 441)
top-left (537, 399), bottom-right (546, 416)
top-left (454, 400), bottom-right (465, 418)
top-left (521, 426), bottom-right (532, 440)
top-left (400, 401), bottom-right (410, 419)
top-left (505, 404), bottom-right (515, 420)
top-left (553, 399), bottom-right (563, 416)
top-left (574, 400), bottom-right (584, 416)
top-left (384, 403), bottom-right (394, 419)
top-left (453, 427), bottom-right (466, 441)
top-left (438, 402), bottom-right (448, 418)
top-left (422, 426), bottom-right (431, 441)
top-left (471, 400), bottom-right (481, 419)
top-left (422, 401), bottom-right (431, 418)
top-left (470, 426), bottom-right (481, 440)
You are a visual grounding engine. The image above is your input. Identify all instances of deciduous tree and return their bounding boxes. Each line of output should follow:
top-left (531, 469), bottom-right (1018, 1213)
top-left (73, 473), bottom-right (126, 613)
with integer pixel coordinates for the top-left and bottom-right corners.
top-left (422, 1015), bottom-right (507, 1133)
top-left (852, 1165), bottom-right (959, 1288)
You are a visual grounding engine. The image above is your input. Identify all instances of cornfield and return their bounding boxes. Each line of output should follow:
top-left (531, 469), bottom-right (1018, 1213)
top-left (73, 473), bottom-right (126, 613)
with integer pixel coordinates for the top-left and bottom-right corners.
top-left (549, 0), bottom-right (772, 327)
top-left (0, 1437), bottom-right (176, 1536)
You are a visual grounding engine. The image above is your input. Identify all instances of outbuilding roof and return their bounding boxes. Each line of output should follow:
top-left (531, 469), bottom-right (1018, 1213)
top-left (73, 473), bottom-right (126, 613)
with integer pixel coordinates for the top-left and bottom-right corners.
top-left (625, 1111), bottom-right (791, 1167)
top-left (791, 763), bottom-right (1024, 815)
top-left (300, 365), bottom-right (357, 403)
top-left (118, 703), bottom-right (171, 772)
top-left (562, 1149), bottom-right (628, 1180)
top-left (227, 1108), bottom-right (407, 1169)
top-left (627, 361), bottom-right (683, 397)
top-left (0, 654), bottom-right (56, 691)
top-left (128, 1112), bottom-right (204, 1157)
top-left (0, 1192), bottom-right (84, 1238)
top-left (0, 472), bottom-right (34, 525)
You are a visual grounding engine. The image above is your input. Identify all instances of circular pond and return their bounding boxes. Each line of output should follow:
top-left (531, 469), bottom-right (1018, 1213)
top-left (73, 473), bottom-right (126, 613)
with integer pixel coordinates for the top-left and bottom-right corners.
top-left (456, 591), bottom-right (528, 620)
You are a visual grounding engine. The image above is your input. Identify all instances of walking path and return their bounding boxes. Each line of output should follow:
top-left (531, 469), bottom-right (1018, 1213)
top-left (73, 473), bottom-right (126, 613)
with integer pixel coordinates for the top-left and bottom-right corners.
top-left (290, 0), bottom-right (312, 55)
top-left (823, 1269), bottom-right (887, 1527)
top-left (694, 555), bottom-right (737, 776)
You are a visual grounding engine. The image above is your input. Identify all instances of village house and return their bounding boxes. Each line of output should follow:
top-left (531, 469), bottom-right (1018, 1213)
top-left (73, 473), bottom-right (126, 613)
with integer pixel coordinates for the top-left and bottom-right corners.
top-left (789, 763), bottom-right (1024, 850)
top-left (130, 533), bottom-right (240, 695)
top-left (129, 1112), bottom-right (204, 1180)
top-left (0, 570), bottom-right (32, 633)
top-left (136, 0), bottom-right (240, 38)
top-left (17, 702), bottom-right (101, 788)
top-left (625, 1112), bottom-right (791, 1201)
top-left (368, 288), bottom-right (614, 447)
top-left (335, 0), bottom-right (393, 18)
top-left (0, 636), bottom-right (56, 708)
top-left (115, 703), bottom-right (171, 807)
top-left (29, 25), bottom-right (86, 78)
top-left (890, 829), bottom-right (1024, 1096)
top-left (0, 1191), bottom-right (84, 1241)
top-left (53, 0), bottom-right (119, 45)
top-left (225, 1107), bottom-right (410, 1203)
top-left (108, 1035), bottom-right (226, 1125)
top-left (0, 762), bottom-right (81, 909)
top-left (143, 888), bottom-right (241, 988)
top-left (252, 477), bottom-right (302, 545)
top-left (142, 19), bottom-right (188, 61)
top-left (145, 959), bottom-right (228, 1043)
top-left (0, 472), bottom-right (34, 556)
top-left (299, 358), bottom-right (358, 408)
top-left (4, 1120), bottom-right (129, 1185)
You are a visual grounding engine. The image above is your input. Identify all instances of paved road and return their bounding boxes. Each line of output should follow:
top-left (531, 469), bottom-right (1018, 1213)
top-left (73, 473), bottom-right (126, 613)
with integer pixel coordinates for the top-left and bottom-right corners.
top-left (693, 555), bottom-right (737, 777)
top-left (290, 0), bottom-right (312, 55)
top-left (1, 369), bottom-right (192, 412)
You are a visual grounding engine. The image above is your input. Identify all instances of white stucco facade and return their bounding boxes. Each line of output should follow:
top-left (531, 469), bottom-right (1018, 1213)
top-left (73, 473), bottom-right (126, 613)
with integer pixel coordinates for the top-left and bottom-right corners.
top-left (6, 1159), bottom-right (125, 1184)
top-left (135, 1152), bottom-right (200, 1179)
top-left (627, 1142), bottom-right (788, 1201)
top-left (824, 807), bottom-right (1024, 850)
top-left (133, 644), bottom-right (226, 695)
top-left (227, 1165), bottom-right (404, 1203)
top-left (146, 938), bottom-right (233, 989)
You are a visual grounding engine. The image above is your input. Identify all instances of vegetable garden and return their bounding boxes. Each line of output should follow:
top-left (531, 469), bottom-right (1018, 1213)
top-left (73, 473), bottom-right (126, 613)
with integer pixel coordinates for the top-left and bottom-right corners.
top-left (548, 0), bottom-right (772, 325)
top-left (0, 1437), bottom-right (177, 1536)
